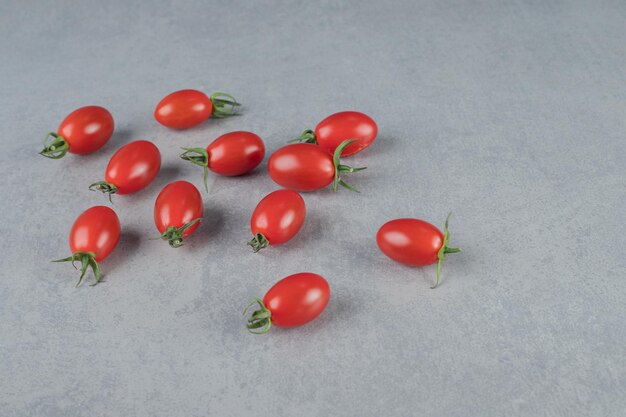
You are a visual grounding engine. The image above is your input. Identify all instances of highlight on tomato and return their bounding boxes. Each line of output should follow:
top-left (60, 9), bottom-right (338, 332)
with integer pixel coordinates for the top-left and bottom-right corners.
top-left (248, 189), bottom-right (305, 252)
top-left (268, 140), bottom-right (366, 192)
top-left (180, 131), bottom-right (265, 191)
top-left (52, 206), bottom-right (121, 287)
top-left (40, 106), bottom-right (114, 159)
top-left (291, 111), bottom-right (377, 157)
top-left (244, 272), bottom-right (330, 334)
top-left (376, 213), bottom-right (461, 288)
top-left (153, 180), bottom-right (203, 248)
top-left (154, 89), bottom-right (239, 129)
top-left (89, 140), bottom-right (161, 201)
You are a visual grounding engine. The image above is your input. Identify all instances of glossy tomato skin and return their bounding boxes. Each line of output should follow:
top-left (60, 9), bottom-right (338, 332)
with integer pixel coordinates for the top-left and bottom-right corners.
top-left (69, 206), bottom-right (120, 261)
top-left (208, 131), bottom-right (265, 176)
top-left (263, 272), bottom-right (330, 327)
top-left (268, 144), bottom-right (334, 191)
top-left (315, 111), bottom-right (377, 157)
top-left (376, 218), bottom-right (444, 266)
top-left (251, 189), bottom-right (305, 245)
top-left (154, 89), bottom-right (213, 129)
top-left (154, 181), bottom-right (203, 237)
top-left (58, 106), bottom-right (114, 154)
top-left (104, 140), bottom-right (161, 194)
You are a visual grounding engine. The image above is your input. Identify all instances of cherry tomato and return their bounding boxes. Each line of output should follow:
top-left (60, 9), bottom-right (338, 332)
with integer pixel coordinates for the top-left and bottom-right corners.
top-left (268, 140), bottom-right (366, 192)
top-left (89, 140), bottom-right (161, 199)
top-left (40, 106), bottom-right (114, 159)
top-left (376, 214), bottom-right (461, 288)
top-left (154, 181), bottom-right (203, 248)
top-left (180, 131), bottom-right (265, 191)
top-left (154, 89), bottom-right (239, 129)
top-left (248, 189), bottom-right (306, 252)
top-left (245, 272), bottom-right (330, 333)
top-left (52, 206), bottom-right (121, 286)
top-left (293, 111), bottom-right (377, 157)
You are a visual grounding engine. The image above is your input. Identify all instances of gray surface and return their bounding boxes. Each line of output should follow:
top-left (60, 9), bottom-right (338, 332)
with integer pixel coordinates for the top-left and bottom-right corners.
top-left (1, 0), bottom-right (625, 416)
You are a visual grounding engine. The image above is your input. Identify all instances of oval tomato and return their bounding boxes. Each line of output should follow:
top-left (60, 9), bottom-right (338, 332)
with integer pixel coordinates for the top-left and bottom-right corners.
top-left (245, 272), bottom-right (330, 333)
top-left (154, 181), bottom-right (203, 248)
top-left (89, 140), bottom-right (161, 199)
top-left (268, 141), bottom-right (366, 192)
top-left (180, 131), bottom-right (265, 191)
top-left (293, 111), bottom-right (377, 157)
top-left (53, 206), bottom-right (121, 286)
top-left (376, 214), bottom-right (461, 288)
top-left (40, 106), bottom-right (114, 159)
top-left (248, 189), bottom-right (305, 252)
top-left (154, 89), bottom-right (239, 129)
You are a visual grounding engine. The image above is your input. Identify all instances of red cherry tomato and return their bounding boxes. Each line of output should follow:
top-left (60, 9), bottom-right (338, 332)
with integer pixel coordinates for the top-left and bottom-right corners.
top-left (89, 140), bottom-right (161, 199)
top-left (154, 89), bottom-right (239, 129)
top-left (40, 106), bottom-right (114, 159)
top-left (248, 189), bottom-right (306, 252)
top-left (154, 181), bottom-right (203, 248)
top-left (268, 141), bottom-right (366, 192)
top-left (293, 111), bottom-right (377, 157)
top-left (53, 206), bottom-right (121, 286)
top-left (376, 214), bottom-right (461, 288)
top-left (245, 272), bottom-right (330, 333)
top-left (180, 131), bottom-right (265, 191)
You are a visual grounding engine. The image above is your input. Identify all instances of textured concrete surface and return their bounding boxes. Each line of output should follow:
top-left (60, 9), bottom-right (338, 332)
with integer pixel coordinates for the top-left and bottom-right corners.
top-left (1, 1), bottom-right (625, 416)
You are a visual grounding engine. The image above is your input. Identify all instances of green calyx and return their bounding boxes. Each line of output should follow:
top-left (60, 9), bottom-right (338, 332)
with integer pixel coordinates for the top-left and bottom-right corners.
top-left (333, 140), bottom-right (366, 192)
top-left (247, 233), bottom-right (269, 253)
top-left (180, 147), bottom-right (210, 192)
top-left (89, 181), bottom-right (118, 203)
top-left (210, 92), bottom-right (240, 118)
top-left (244, 298), bottom-right (272, 334)
top-left (153, 218), bottom-right (201, 248)
top-left (288, 129), bottom-right (317, 144)
top-left (432, 213), bottom-right (462, 289)
top-left (52, 251), bottom-right (101, 287)
top-left (40, 132), bottom-right (69, 159)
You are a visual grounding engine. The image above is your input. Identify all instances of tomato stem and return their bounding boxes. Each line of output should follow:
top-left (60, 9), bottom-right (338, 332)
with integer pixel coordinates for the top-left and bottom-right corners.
top-left (153, 218), bottom-right (202, 248)
top-left (40, 132), bottom-right (69, 159)
top-left (289, 129), bottom-right (317, 144)
top-left (89, 181), bottom-right (118, 203)
top-left (332, 140), bottom-right (366, 192)
top-left (247, 233), bottom-right (269, 253)
top-left (433, 213), bottom-right (462, 289)
top-left (180, 148), bottom-right (210, 192)
top-left (52, 251), bottom-right (102, 287)
top-left (243, 298), bottom-right (272, 334)
top-left (210, 92), bottom-right (240, 118)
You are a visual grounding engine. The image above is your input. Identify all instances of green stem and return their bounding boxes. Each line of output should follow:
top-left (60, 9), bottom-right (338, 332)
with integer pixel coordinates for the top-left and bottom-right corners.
top-left (89, 181), bottom-right (118, 203)
top-left (332, 140), bottom-right (367, 192)
top-left (432, 213), bottom-right (462, 289)
top-left (288, 129), bottom-right (317, 144)
top-left (210, 92), bottom-right (240, 118)
top-left (52, 251), bottom-right (102, 287)
top-left (153, 218), bottom-right (202, 248)
top-left (247, 233), bottom-right (269, 253)
top-left (40, 132), bottom-right (69, 159)
top-left (243, 298), bottom-right (272, 334)
top-left (180, 147), bottom-right (210, 192)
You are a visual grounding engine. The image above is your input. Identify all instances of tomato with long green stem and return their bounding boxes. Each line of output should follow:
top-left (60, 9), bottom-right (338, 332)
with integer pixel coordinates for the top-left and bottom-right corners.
top-left (40, 106), bottom-right (114, 159)
top-left (154, 89), bottom-right (239, 129)
top-left (376, 213), bottom-right (461, 288)
top-left (89, 140), bottom-right (161, 201)
top-left (291, 111), bottom-right (377, 157)
top-left (180, 131), bottom-right (264, 191)
top-left (268, 140), bottom-right (366, 192)
top-left (245, 272), bottom-right (330, 333)
top-left (52, 206), bottom-right (121, 287)
top-left (248, 189), bottom-right (305, 252)
top-left (153, 181), bottom-right (203, 248)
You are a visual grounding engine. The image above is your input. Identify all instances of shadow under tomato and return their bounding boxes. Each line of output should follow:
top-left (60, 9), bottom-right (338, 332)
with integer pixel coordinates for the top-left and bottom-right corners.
top-left (97, 227), bottom-right (142, 283)
top-left (185, 206), bottom-right (223, 252)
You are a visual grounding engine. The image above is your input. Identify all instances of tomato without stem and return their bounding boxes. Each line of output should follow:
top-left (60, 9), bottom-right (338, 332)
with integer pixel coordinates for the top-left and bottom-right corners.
top-left (245, 272), bottom-right (330, 333)
top-left (89, 140), bottom-right (161, 200)
top-left (154, 89), bottom-right (240, 129)
top-left (154, 181), bottom-right (203, 248)
top-left (248, 189), bottom-right (305, 252)
top-left (376, 214), bottom-right (461, 288)
top-left (52, 206), bottom-right (121, 287)
top-left (292, 111), bottom-right (377, 157)
top-left (40, 106), bottom-right (114, 159)
top-left (180, 131), bottom-right (265, 191)
top-left (268, 140), bottom-right (366, 192)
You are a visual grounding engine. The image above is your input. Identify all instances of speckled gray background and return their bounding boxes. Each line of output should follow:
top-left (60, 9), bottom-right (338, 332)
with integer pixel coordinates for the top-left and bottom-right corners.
top-left (1, 0), bottom-right (625, 416)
